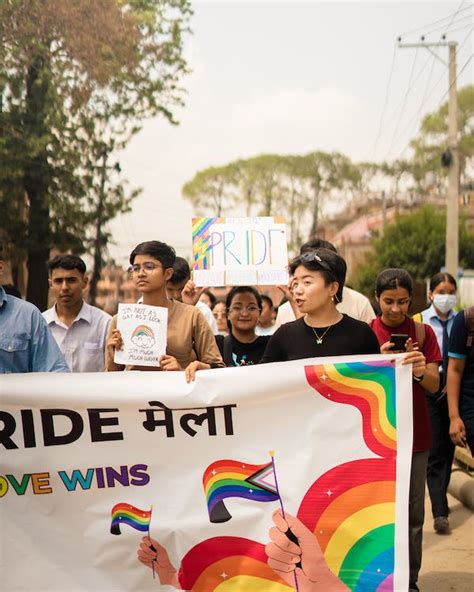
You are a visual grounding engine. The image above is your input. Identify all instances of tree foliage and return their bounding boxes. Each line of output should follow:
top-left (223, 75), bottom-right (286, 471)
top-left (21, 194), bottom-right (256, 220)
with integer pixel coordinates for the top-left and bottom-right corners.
top-left (182, 151), bottom-right (362, 252)
top-left (410, 84), bottom-right (474, 186)
top-left (352, 205), bottom-right (474, 297)
top-left (0, 0), bottom-right (191, 308)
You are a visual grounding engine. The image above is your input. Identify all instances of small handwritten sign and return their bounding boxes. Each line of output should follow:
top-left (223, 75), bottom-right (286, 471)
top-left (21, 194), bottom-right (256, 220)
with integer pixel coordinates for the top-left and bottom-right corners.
top-left (192, 216), bottom-right (289, 286)
top-left (114, 304), bottom-right (168, 367)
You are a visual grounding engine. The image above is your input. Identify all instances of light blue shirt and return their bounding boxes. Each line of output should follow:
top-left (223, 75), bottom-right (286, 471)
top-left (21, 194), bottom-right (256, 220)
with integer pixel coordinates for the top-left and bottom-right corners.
top-left (43, 301), bottom-right (111, 372)
top-left (420, 303), bottom-right (456, 352)
top-left (0, 286), bottom-right (69, 373)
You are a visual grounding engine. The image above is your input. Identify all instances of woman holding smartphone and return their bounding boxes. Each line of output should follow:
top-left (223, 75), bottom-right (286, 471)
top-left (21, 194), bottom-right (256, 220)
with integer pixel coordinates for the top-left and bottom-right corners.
top-left (371, 268), bottom-right (441, 592)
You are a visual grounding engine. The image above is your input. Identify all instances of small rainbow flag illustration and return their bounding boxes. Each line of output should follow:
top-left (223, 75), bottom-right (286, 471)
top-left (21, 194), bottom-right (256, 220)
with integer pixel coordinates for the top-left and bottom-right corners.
top-left (132, 325), bottom-right (155, 339)
top-left (110, 503), bottom-right (152, 535)
top-left (203, 459), bottom-right (279, 523)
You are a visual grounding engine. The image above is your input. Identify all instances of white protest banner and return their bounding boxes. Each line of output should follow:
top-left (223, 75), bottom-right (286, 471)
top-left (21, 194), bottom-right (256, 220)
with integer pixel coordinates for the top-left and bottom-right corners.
top-left (0, 354), bottom-right (412, 591)
top-left (192, 216), bottom-right (289, 286)
top-left (114, 303), bottom-right (168, 367)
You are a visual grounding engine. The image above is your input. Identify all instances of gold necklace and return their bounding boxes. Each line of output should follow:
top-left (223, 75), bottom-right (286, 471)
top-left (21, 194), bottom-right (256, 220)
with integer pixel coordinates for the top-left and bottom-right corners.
top-left (311, 325), bottom-right (332, 345)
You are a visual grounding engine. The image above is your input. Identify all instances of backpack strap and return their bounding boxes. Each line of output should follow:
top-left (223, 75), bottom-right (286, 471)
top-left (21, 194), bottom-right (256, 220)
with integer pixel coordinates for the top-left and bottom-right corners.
top-left (465, 306), bottom-right (474, 348)
top-left (413, 320), bottom-right (425, 352)
top-left (223, 335), bottom-right (234, 366)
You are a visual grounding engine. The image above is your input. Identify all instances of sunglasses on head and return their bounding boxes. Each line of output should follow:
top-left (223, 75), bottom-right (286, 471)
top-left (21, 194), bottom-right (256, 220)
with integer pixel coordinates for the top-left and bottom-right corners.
top-left (299, 250), bottom-right (333, 272)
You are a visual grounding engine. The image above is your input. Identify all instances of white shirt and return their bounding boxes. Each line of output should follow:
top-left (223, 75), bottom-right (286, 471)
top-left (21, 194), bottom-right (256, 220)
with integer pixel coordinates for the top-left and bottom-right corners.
top-left (196, 300), bottom-right (218, 334)
top-left (43, 301), bottom-right (112, 372)
top-left (255, 324), bottom-right (276, 336)
top-left (274, 286), bottom-right (375, 329)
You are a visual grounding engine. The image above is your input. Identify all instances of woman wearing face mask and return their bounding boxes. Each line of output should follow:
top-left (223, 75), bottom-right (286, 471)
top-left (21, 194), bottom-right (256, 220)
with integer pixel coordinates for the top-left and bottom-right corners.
top-left (414, 272), bottom-right (458, 534)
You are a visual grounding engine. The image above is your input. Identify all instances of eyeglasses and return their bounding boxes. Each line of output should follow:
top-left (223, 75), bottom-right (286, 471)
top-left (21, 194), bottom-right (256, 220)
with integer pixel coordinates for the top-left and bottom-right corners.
top-left (213, 311), bottom-right (227, 318)
top-left (127, 262), bottom-right (162, 275)
top-left (228, 305), bottom-right (262, 314)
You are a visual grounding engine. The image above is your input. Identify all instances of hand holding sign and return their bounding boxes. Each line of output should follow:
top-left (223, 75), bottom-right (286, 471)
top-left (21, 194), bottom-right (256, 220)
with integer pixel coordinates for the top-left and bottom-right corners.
top-left (114, 304), bottom-right (168, 367)
top-left (192, 216), bottom-right (289, 286)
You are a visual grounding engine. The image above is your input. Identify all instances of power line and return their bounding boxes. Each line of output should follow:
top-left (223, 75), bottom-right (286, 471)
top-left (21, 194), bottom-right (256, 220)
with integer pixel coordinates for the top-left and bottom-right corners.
top-left (385, 24), bottom-right (473, 162)
top-left (396, 50), bottom-right (473, 162)
top-left (372, 43), bottom-right (398, 160)
top-left (398, 2), bottom-right (471, 38)
top-left (384, 47), bottom-right (425, 158)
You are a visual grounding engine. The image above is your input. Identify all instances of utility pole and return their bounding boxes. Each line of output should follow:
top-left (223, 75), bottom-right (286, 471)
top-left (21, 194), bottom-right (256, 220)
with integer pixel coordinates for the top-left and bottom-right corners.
top-left (446, 42), bottom-right (459, 277)
top-left (398, 39), bottom-right (459, 277)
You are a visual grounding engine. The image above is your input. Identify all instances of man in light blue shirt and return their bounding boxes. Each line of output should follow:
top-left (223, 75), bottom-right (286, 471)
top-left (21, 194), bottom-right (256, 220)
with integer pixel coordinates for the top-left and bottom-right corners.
top-left (0, 249), bottom-right (69, 373)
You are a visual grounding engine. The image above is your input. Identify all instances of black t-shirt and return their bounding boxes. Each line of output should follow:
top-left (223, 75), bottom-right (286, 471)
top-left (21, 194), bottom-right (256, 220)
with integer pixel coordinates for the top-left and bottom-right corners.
top-left (260, 315), bottom-right (381, 363)
top-left (448, 309), bottom-right (474, 420)
top-left (215, 334), bottom-right (271, 367)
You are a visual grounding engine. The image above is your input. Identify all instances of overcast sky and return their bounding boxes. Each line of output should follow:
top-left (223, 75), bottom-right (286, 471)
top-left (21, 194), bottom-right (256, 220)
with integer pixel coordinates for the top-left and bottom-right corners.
top-left (108, 0), bottom-right (473, 265)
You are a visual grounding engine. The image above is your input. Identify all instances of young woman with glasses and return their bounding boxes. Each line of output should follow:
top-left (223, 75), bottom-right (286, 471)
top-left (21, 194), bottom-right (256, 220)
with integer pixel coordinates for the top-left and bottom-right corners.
top-left (105, 241), bottom-right (224, 372)
top-left (214, 286), bottom-right (271, 366)
top-left (211, 300), bottom-right (229, 336)
top-left (260, 248), bottom-right (381, 362)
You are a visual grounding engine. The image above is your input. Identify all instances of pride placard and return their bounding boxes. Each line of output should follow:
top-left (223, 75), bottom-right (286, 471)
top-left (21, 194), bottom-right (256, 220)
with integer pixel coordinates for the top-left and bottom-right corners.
top-left (192, 216), bottom-right (289, 286)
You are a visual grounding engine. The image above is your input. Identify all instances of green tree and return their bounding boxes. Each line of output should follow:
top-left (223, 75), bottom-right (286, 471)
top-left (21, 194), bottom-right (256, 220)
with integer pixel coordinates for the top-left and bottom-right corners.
top-left (0, 0), bottom-right (191, 309)
top-left (353, 204), bottom-right (474, 296)
top-left (410, 84), bottom-right (474, 187)
top-left (182, 164), bottom-right (238, 217)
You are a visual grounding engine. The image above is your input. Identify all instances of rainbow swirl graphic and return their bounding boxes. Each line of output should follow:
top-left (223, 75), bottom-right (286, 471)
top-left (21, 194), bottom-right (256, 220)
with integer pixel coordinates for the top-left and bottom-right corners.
top-left (131, 325), bottom-right (154, 339)
top-left (298, 458), bottom-right (396, 591)
top-left (178, 537), bottom-right (291, 591)
top-left (192, 217), bottom-right (222, 270)
top-left (305, 361), bottom-right (397, 458)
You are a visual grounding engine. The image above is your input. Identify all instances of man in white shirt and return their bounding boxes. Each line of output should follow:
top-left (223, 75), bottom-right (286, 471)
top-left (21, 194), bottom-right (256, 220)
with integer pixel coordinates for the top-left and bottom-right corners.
top-left (43, 255), bottom-right (111, 372)
top-left (274, 238), bottom-right (375, 329)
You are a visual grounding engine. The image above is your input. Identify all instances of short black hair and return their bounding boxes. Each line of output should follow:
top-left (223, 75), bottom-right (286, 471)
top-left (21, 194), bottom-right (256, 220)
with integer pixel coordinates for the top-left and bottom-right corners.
top-left (129, 241), bottom-right (176, 268)
top-left (170, 256), bottom-right (191, 285)
top-left (48, 255), bottom-right (86, 275)
top-left (300, 237), bottom-right (337, 254)
top-left (430, 272), bottom-right (457, 292)
top-left (202, 289), bottom-right (217, 307)
top-left (375, 268), bottom-right (413, 298)
top-left (225, 286), bottom-right (263, 311)
top-left (261, 294), bottom-right (274, 308)
top-left (289, 248), bottom-right (346, 302)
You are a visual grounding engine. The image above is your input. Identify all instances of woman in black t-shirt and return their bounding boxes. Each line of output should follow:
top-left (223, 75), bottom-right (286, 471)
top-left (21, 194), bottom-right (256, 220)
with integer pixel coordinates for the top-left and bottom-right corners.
top-left (215, 286), bottom-right (270, 366)
top-left (261, 249), bottom-right (380, 363)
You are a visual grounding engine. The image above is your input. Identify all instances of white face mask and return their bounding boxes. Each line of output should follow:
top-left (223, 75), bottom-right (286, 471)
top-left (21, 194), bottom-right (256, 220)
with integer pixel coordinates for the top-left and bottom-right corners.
top-left (433, 294), bottom-right (457, 314)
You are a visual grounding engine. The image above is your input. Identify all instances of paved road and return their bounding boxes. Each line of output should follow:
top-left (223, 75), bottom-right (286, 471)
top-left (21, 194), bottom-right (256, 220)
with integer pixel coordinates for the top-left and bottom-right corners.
top-left (419, 488), bottom-right (474, 591)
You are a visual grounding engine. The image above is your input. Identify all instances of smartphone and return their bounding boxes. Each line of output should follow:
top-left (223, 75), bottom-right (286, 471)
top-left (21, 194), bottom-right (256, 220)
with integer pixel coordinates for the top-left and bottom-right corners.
top-left (390, 333), bottom-right (409, 351)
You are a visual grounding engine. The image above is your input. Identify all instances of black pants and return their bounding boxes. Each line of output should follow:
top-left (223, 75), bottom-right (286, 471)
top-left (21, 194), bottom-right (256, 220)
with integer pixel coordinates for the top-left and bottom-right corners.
top-left (409, 451), bottom-right (429, 590)
top-left (426, 394), bottom-right (455, 518)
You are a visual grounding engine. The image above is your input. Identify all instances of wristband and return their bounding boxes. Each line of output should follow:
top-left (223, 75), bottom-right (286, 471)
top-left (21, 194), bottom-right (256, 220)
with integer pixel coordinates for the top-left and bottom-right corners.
top-left (413, 374), bottom-right (424, 383)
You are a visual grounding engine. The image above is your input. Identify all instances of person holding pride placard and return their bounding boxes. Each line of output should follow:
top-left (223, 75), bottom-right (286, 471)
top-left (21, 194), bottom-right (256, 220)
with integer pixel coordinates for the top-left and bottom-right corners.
top-left (106, 241), bottom-right (224, 372)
